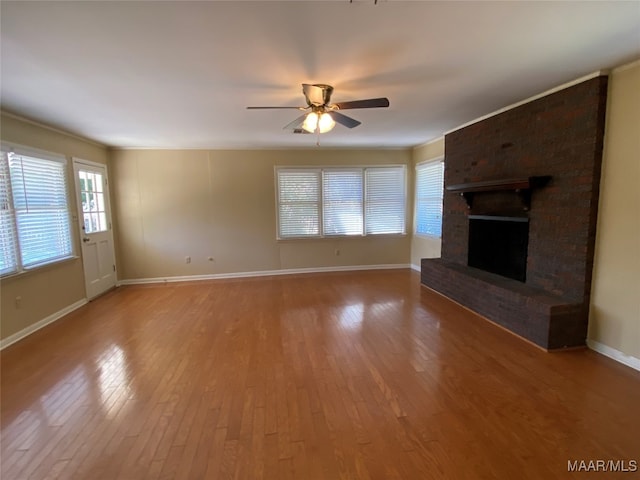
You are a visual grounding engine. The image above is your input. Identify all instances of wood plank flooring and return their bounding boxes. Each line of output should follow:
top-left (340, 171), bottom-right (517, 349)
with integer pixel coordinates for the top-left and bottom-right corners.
top-left (1, 270), bottom-right (639, 479)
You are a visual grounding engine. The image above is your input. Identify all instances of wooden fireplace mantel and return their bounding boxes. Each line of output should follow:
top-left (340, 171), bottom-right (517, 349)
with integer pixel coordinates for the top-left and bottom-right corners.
top-left (446, 175), bottom-right (551, 210)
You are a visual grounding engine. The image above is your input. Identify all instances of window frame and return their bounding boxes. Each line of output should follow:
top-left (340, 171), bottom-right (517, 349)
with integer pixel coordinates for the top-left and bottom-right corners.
top-left (414, 157), bottom-right (445, 239)
top-left (0, 143), bottom-right (76, 278)
top-left (275, 165), bottom-right (407, 240)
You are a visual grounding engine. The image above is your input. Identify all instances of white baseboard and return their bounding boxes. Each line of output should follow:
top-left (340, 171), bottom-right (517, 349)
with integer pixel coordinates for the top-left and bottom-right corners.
top-left (118, 263), bottom-right (411, 286)
top-left (587, 339), bottom-right (640, 372)
top-left (410, 263), bottom-right (421, 272)
top-left (1, 299), bottom-right (88, 351)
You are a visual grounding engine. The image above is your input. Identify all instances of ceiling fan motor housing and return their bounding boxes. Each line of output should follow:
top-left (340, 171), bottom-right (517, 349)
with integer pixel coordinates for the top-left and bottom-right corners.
top-left (304, 84), bottom-right (334, 107)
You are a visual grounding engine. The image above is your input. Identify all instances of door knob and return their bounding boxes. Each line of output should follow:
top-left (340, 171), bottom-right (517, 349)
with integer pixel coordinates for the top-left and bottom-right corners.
top-left (83, 237), bottom-right (91, 243)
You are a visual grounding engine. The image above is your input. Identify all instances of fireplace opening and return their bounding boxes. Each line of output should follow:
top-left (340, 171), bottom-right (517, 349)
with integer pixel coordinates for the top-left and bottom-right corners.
top-left (468, 215), bottom-right (529, 282)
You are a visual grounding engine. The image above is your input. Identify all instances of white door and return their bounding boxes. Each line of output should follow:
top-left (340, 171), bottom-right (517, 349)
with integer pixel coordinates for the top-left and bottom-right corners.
top-left (73, 159), bottom-right (116, 299)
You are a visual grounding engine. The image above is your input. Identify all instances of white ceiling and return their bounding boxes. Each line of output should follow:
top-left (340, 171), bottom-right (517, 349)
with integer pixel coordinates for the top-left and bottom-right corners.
top-left (1, 1), bottom-right (639, 149)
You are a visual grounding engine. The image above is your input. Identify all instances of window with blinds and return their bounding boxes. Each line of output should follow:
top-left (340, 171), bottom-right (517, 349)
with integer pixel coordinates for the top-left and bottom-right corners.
top-left (277, 169), bottom-right (321, 238)
top-left (415, 160), bottom-right (444, 237)
top-left (276, 166), bottom-right (406, 239)
top-left (0, 146), bottom-right (74, 277)
top-left (365, 167), bottom-right (406, 234)
top-left (323, 170), bottom-right (363, 236)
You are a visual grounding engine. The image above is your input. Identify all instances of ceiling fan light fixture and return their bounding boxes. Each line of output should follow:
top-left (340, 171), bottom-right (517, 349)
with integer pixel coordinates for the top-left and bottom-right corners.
top-left (302, 111), bottom-right (335, 133)
top-left (318, 112), bottom-right (335, 133)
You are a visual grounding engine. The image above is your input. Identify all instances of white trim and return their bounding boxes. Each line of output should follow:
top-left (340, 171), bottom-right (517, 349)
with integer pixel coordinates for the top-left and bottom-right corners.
top-left (587, 339), bottom-right (640, 372)
top-left (445, 70), bottom-right (606, 135)
top-left (110, 146), bottom-right (411, 152)
top-left (0, 298), bottom-right (88, 350)
top-left (117, 263), bottom-right (411, 286)
top-left (410, 263), bottom-right (421, 272)
top-left (71, 156), bottom-right (107, 169)
top-left (0, 110), bottom-right (106, 148)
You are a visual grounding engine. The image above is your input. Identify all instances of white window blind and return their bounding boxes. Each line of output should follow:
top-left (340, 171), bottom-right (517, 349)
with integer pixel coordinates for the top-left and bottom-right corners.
top-left (277, 169), bottom-right (321, 238)
top-left (276, 166), bottom-right (406, 239)
top-left (0, 156), bottom-right (18, 276)
top-left (1, 146), bottom-right (73, 276)
top-left (415, 160), bottom-right (444, 237)
top-left (365, 166), bottom-right (406, 234)
top-left (323, 170), bottom-right (363, 236)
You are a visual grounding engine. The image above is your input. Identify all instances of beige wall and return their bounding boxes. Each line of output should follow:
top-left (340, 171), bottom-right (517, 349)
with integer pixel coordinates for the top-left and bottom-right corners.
top-left (410, 137), bottom-right (444, 268)
top-left (110, 148), bottom-right (413, 280)
top-left (589, 61), bottom-right (640, 361)
top-left (0, 113), bottom-right (109, 342)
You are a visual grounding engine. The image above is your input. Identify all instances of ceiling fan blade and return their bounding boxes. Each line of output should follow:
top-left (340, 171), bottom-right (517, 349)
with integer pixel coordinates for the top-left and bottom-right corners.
top-left (246, 106), bottom-right (305, 109)
top-left (334, 97), bottom-right (390, 110)
top-left (282, 114), bottom-right (307, 130)
top-left (330, 112), bottom-right (361, 129)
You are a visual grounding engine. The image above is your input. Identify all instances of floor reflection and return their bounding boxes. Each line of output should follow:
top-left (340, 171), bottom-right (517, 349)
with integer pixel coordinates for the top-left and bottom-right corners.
top-left (96, 344), bottom-right (133, 417)
top-left (39, 365), bottom-right (89, 424)
top-left (337, 302), bottom-right (364, 331)
top-left (336, 299), bottom-right (405, 332)
top-left (1, 364), bottom-right (89, 456)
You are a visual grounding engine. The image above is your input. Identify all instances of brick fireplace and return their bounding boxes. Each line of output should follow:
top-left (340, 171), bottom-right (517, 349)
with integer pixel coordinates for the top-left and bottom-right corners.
top-left (421, 76), bottom-right (608, 349)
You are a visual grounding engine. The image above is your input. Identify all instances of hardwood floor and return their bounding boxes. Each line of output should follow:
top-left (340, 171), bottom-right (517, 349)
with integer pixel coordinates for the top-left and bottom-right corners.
top-left (1, 270), bottom-right (639, 479)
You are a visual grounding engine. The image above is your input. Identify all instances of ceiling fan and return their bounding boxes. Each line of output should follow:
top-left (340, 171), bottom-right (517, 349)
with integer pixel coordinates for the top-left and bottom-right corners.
top-left (247, 84), bottom-right (390, 135)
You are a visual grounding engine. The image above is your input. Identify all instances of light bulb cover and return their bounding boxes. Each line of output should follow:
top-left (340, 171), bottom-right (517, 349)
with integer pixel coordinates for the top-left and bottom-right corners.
top-left (302, 112), bottom-right (319, 133)
top-left (318, 113), bottom-right (336, 133)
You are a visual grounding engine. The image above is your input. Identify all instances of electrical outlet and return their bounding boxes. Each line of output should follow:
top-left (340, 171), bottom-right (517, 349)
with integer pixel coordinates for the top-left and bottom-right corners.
top-left (15, 296), bottom-right (22, 308)
top-left (185, 256), bottom-right (191, 264)
top-left (335, 249), bottom-right (340, 256)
